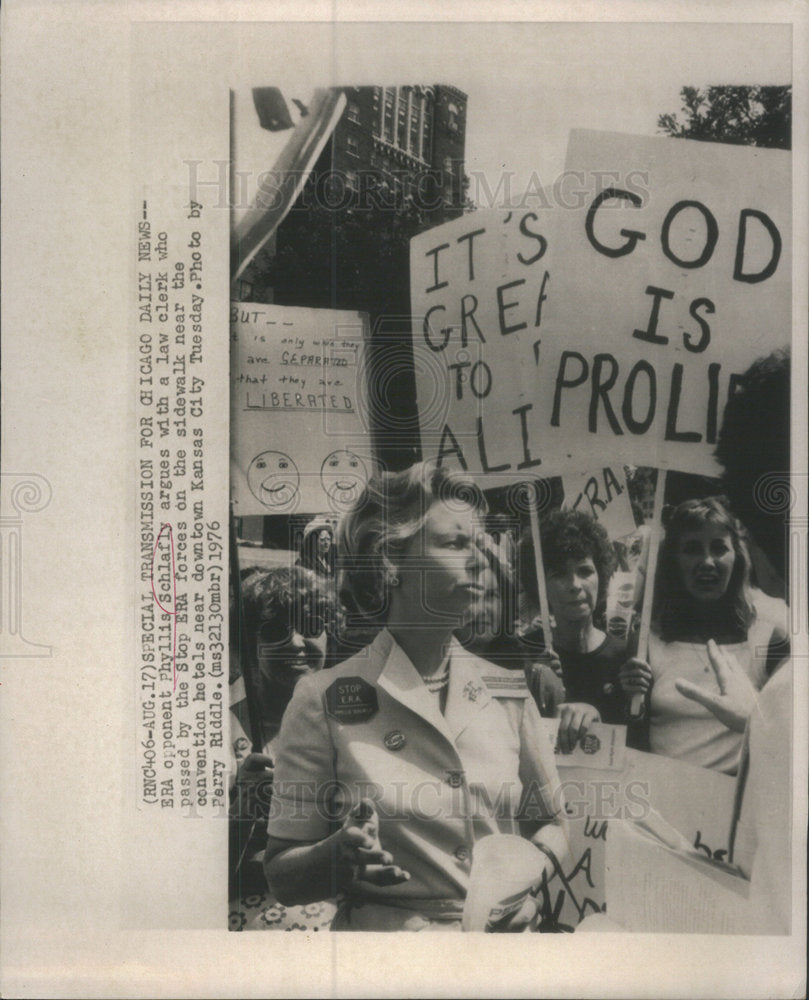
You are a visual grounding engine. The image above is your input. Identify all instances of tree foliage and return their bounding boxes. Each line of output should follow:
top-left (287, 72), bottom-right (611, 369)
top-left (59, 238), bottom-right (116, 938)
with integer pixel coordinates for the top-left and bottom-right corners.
top-left (658, 85), bottom-right (791, 150)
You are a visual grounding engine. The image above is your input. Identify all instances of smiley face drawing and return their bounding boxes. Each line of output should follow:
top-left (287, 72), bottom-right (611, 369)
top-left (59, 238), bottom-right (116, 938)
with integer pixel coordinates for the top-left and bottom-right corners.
top-left (247, 450), bottom-right (300, 509)
top-left (320, 449), bottom-right (369, 511)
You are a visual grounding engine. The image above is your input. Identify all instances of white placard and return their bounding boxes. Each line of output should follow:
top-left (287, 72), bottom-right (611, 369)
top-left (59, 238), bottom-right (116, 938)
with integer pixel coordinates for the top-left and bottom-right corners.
top-left (230, 303), bottom-right (376, 515)
top-left (411, 132), bottom-right (790, 478)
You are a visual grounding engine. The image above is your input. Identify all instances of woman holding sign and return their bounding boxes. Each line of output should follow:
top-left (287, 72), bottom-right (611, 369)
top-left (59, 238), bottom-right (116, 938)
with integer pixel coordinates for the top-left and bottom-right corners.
top-left (624, 497), bottom-right (788, 774)
top-left (524, 510), bottom-right (647, 752)
top-left (263, 462), bottom-right (568, 931)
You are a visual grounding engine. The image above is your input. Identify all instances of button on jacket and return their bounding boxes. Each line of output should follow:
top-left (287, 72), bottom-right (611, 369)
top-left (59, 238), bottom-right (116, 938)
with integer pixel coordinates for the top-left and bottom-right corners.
top-left (268, 629), bottom-right (565, 906)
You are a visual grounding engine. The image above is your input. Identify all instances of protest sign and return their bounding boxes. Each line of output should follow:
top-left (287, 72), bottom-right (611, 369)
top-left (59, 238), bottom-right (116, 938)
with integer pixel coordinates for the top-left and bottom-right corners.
top-left (410, 207), bottom-right (559, 480)
top-left (549, 130), bottom-right (790, 475)
top-left (517, 466), bottom-right (655, 658)
top-left (230, 303), bottom-right (376, 515)
top-left (410, 131), bottom-right (790, 478)
top-left (605, 816), bottom-right (750, 933)
top-left (561, 465), bottom-right (637, 540)
top-left (535, 747), bottom-right (737, 931)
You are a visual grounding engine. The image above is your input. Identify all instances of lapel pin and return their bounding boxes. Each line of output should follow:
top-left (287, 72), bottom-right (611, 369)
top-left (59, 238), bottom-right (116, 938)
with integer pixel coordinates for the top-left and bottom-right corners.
top-left (384, 730), bottom-right (407, 751)
top-left (463, 681), bottom-right (483, 702)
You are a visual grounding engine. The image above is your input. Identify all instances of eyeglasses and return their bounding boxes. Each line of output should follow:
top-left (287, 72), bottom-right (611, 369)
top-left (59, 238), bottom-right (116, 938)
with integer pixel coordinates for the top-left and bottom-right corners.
top-left (257, 611), bottom-right (326, 646)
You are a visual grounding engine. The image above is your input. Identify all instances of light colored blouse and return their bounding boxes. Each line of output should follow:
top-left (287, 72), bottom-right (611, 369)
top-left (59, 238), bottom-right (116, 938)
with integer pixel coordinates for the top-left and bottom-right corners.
top-left (648, 591), bottom-right (787, 774)
top-left (267, 629), bottom-right (565, 915)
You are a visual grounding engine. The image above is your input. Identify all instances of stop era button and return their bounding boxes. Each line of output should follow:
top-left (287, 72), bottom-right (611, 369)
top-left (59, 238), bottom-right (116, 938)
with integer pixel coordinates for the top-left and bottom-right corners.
top-left (324, 676), bottom-right (378, 723)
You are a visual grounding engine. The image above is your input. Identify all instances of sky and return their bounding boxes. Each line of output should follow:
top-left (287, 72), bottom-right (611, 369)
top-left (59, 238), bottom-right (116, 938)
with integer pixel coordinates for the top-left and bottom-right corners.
top-left (229, 20), bottom-right (792, 222)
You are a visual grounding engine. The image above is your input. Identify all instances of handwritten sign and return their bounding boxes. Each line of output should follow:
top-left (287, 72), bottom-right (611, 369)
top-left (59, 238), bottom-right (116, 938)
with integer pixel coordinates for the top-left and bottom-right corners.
top-left (537, 748), bottom-right (736, 931)
top-left (230, 303), bottom-right (376, 515)
top-left (410, 131), bottom-right (790, 478)
top-left (605, 815), bottom-right (750, 933)
top-left (561, 465), bottom-right (637, 539)
top-left (518, 467), bottom-right (652, 657)
top-left (410, 208), bottom-right (556, 479)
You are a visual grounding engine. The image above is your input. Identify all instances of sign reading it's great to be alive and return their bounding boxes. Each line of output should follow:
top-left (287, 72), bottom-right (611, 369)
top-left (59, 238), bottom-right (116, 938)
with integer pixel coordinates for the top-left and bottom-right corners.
top-left (410, 130), bottom-right (790, 479)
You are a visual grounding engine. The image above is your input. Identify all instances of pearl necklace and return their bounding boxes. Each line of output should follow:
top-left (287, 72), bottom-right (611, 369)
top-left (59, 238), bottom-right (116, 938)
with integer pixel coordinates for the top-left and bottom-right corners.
top-left (423, 659), bottom-right (450, 694)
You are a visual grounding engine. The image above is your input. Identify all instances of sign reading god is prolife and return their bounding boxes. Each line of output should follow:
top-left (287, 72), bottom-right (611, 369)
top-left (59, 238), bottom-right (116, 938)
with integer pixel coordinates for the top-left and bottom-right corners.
top-left (410, 130), bottom-right (790, 478)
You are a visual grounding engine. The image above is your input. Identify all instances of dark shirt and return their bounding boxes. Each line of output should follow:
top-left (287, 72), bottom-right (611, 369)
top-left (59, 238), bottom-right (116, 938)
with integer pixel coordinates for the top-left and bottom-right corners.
top-left (518, 627), bottom-right (648, 748)
top-left (557, 633), bottom-right (626, 725)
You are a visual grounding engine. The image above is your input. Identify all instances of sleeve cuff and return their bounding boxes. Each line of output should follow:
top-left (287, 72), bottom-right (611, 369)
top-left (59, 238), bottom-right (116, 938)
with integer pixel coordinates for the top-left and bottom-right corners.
top-left (267, 787), bottom-right (333, 842)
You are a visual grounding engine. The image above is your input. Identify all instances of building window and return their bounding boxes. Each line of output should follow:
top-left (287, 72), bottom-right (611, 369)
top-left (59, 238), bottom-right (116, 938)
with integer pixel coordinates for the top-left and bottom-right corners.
top-left (383, 88), bottom-right (395, 143)
top-left (409, 112), bottom-right (419, 152)
top-left (347, 101), bottom-right (361, 124)
top-left (372, 88), bottom-right (382, 138)
top-left (422, 104), bottom-right (433, 158)
top-left (345, 170), bottom-right (358, 192)
top-left (447, 101), bottom-right (459, 131)
top-left (346, 135), bottom-right (360, 158)
top-left (397, 103), bottom-right (407, 148)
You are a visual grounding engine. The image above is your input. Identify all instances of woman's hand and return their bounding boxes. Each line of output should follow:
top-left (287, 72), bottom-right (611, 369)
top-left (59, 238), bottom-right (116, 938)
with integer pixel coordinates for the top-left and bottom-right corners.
top-left (618, 657), bottom-right (652, 695)
top-left (237, 751), bottom-right (274, 779)
top-left (336, 798), bottom-right (410, 889)
top-left (264, 797), bottom-right (410, 906)
top-left (675, 639), bottom-right (757, 733)
top-left (535, 645), bottom-right (563, 678)
top-left (556, 702), bottom-right (600, 753)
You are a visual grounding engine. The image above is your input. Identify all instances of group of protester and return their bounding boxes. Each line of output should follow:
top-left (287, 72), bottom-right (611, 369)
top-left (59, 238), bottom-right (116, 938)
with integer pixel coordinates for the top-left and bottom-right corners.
top-left (229, 349), bottom-right (792, 934)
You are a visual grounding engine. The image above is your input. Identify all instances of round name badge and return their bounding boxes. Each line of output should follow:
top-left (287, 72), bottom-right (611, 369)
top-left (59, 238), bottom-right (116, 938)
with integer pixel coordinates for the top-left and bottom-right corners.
top-left (384, 730), bottom-right (407, 751)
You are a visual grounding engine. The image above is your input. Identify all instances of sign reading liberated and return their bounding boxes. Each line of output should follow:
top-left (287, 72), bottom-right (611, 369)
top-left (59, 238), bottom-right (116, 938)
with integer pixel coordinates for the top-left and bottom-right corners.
top-left (231, 303), bottom-right (376, 515)
top-left (410, 130), bottom-right (790, 478)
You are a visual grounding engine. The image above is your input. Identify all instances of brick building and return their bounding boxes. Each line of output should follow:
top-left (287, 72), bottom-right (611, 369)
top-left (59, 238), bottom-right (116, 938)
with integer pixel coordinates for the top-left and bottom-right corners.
top-left (238, 85), bottom-right (470, 470)
top-left (328, 84), bottom-right (469, 219)
top-left (239, 84), bottom-right (469, 304)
